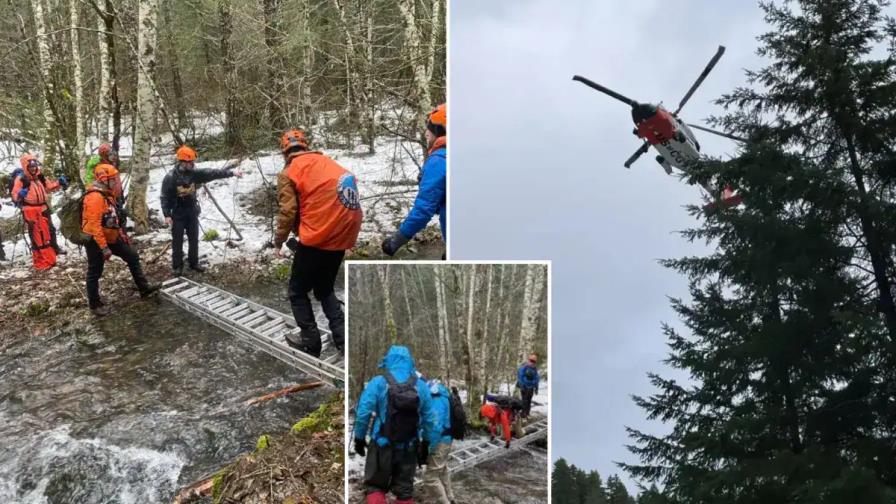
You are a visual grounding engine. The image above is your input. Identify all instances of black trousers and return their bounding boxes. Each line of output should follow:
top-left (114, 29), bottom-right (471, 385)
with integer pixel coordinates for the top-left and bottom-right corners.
top-left (171, 206), bottom-right (200, 269)
top-left (287, 243), bottom-right (345, 353)
top-left (364, 442), bottom-right (417, 500)
top-left (521, 387), bottom-right (535, 417)
top-left (86, 239), bottom-right (149, 308)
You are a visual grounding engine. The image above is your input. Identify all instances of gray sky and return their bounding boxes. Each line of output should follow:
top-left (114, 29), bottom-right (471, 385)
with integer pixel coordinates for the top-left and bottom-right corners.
top-left (449, 0), bottom-right (768, 490)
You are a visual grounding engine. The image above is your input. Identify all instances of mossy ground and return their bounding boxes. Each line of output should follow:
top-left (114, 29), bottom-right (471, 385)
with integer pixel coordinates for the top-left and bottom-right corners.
top-left (210, 392), bottom-right (344, 504)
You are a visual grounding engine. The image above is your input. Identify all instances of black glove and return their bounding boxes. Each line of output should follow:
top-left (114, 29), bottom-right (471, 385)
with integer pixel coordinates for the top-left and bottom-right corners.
top-left (381, 232), bottom-right (410, 256)
top-left (417, 440), bottom-right (429, 467)
top-left (354, 437), bottom-right (366, 457)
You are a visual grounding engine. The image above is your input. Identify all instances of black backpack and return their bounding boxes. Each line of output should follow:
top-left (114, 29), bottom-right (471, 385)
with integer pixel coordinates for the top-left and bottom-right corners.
top-left (446, 390), bottom-right (467, 440)
top-left (382, 372), bottom-right (419, 443)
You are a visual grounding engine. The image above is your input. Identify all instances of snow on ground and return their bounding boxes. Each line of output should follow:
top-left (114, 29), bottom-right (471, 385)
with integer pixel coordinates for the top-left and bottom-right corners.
top-left (0, 133), bottom-right (431, 276)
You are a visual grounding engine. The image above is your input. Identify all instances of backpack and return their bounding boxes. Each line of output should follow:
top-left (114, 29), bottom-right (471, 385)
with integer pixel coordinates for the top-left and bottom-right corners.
top-left (446, 390), bottom-right (467, 440)
top-left (6, 168), bottom-right (26, 197)
top-left (381, 372), bottom-right (419, 443)
top-left (59, 190), bottom-right (102, 246)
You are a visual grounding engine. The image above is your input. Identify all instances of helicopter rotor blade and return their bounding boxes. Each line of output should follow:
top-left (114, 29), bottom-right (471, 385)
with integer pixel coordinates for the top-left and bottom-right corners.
top-left (673, 45), bottom-right (725, 115)
top-left (686, 123), bottom-right (747, 142)
top-left (572, 75), bottom-right (638, 107)
top-left (623, 141), bottom-right (650, 168)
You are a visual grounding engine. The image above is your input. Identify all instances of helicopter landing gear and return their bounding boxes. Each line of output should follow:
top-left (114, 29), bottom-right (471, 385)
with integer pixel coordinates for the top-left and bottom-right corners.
top-left (655, 155), bottom-right (673, 175)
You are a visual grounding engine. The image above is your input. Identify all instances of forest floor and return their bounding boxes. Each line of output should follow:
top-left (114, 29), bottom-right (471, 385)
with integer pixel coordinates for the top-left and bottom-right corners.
top-left (174, 392), bottom-right (345, 504)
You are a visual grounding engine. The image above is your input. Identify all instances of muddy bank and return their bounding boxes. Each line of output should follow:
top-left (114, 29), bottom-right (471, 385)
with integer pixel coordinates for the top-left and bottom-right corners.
top-left (188, 393), bottom-right (344, 504)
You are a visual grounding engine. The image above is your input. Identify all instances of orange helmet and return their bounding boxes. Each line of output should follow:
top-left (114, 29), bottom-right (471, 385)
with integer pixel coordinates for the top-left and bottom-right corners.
top-left (176, 145), bottom-right (197, 162)
top-left (427, 103), bottom-right (446, 136)
top-left (280, 129), bottom-right (309, 153)
top-left (94, 164), bottom-right (119, 182)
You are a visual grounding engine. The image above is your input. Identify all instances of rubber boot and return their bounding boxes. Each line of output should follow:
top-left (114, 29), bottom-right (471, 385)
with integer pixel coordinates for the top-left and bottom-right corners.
top-left (319, 292), bottom-right (344, 352)
top-left (288, 296), bottom-right (322, 358)
top-left (365, 492), bottom-right (388, 504)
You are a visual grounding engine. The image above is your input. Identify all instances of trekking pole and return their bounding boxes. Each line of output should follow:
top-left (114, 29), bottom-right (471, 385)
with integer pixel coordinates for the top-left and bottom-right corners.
top-left (201, 162), bottom-right (244, 242)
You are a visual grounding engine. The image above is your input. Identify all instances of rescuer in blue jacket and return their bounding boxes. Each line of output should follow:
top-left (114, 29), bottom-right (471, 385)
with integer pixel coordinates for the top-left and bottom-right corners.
top-left (381, 103), bottom-right (447, 257)
top-left (353, 345), bottom-right (439, 504)
top-left (422, 380), bottom-right (455, 503)
top-left (517, 352), bottom-right (540, 418)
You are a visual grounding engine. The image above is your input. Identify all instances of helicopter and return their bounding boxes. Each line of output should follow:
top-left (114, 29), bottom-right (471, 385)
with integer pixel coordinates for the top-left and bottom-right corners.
top-left (573, 45), bottom-right (745, 212)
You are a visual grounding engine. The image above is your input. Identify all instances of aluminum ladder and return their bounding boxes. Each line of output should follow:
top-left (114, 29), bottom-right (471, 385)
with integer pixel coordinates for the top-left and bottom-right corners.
top-left (415, 416), bottom-right (548, 484)
top-left (160, 277), bottom-right (344, 387)
top-left (446, 417), bottom-right (548, 474)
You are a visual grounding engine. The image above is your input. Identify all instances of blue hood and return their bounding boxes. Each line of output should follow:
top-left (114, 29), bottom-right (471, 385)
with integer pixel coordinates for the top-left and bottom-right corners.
top-left (378, 345), bottom-right (415, 381)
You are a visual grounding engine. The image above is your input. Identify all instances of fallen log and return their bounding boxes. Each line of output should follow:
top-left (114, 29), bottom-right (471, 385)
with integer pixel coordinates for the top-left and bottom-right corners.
top-left (171, 477), bottom-right (214, 504)
top-left (245, 381), bottom-right (325, 406)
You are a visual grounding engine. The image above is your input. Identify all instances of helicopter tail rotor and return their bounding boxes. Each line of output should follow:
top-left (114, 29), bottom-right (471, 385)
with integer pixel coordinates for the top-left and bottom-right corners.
top-left (572, 75), bottom-right (638, 107)
top-left (673, 45), bottom-right (725, 115)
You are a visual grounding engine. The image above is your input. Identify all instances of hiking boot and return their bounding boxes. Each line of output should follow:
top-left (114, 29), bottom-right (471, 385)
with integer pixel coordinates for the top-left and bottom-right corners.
top-left (140, 283), bottom-right (161, 298)
top-left (189, 264), bottom-right (206, 273)
top-left (285, 332), bottom-right (322, 358)
top-left (90, 305), bottom-right (111, 317)
top-left (172, 267), bottom-right (183, 277)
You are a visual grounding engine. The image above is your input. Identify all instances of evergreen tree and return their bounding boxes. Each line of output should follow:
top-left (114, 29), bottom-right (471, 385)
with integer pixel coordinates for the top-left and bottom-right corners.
top-left (585, 470), bottom-right (608, 504)
top-left (637, 485), bottom-right (669, 504)
top-left (624, 1), bottom-right (896, 502)
top-left (606, 475), bottom-right (636, 504)
top-left (553, 458), bottom-right (577, 504)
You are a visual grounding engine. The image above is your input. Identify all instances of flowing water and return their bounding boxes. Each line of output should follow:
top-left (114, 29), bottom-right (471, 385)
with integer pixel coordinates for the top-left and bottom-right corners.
top-left (0, 278), bottom-right (341, 504)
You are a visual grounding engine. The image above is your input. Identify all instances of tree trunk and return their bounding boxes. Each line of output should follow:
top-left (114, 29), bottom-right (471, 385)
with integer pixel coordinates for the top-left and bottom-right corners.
top-left (397, 0), bottom-right (431, 150)
top-left (130, 0), bottom-right (160, 233)
top-left (478, 265), bottom-right (493, 408)
top-left (518, 265), bottom-right (539, 356)
top-left (377, 265), bottom-right (397, 344)
top-left (103, 0), bottom-right (122, 150)
top-left (261, 0), bottom-right (285, 131)
top-left (69, 0), bottom-right (85, 166)
top-left (299, 0), bottom-right (313, 126)
top-left (219, 0), bottom-right (240, 149)
top-left (29, 0), bottom-right (58, 168)
top-left (96, 8), bottom-right (111, 141)
top-left (433, 267), bottom-right (449, 379)
top-left (162, 0), bottom-right (187, 129)
top-left (463, 265), bottom-right (477, 413)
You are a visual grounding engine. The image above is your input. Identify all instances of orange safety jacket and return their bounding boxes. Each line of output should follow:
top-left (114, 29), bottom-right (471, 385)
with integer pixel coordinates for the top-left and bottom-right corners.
top-left (82, 189), bottom-right (123, 249)
top-left (480, 403), bottom-right (513, 443)
top-left (275, 151), bottom-right (362, 251)
top-left (11, 169), bottom-right (60, 207)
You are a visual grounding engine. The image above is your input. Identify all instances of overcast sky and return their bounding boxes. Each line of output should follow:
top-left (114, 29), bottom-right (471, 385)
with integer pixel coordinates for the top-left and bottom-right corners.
top-left (449, 0), bottom-right (771, 490)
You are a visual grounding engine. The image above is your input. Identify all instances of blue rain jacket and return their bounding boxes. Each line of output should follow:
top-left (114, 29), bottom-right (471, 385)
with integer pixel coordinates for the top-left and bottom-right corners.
top-left (429, 383), bottom-right (453, 450)
top-left (518, 363), bottom-right (539, 390)
top-left (399, 146), bottom-right (446, 243)
top-left (353, 345), bottom-right (439, 447)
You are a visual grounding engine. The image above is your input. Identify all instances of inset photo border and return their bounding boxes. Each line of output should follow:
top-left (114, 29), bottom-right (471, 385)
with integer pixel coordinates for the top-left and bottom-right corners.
top-left (344, 260), bottom-right (551, 503)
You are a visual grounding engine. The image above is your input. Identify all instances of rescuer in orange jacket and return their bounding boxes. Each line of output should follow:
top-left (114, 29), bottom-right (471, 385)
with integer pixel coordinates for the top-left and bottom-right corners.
top-left (11, 153), bottom-right (69, 270)
top-left (82, 164), bottom-right (159, 316)
top-left (480, 399), bottom-right (518, 449)
top-left (273, 129), bottom-right (362, 357)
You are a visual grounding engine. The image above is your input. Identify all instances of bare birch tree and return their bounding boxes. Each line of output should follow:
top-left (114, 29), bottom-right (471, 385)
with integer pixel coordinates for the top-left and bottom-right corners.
top-left (129, 0), bottom-right (160, 232)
